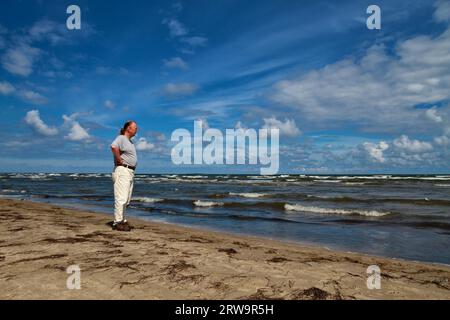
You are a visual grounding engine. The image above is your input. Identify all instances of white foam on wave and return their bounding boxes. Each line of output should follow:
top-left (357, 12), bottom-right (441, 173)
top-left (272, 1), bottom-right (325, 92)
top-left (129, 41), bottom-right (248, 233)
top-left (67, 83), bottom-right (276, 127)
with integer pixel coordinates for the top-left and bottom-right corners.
top-left (183, 175), bottom-right (208, 179)
top-left (434, 184), bottom-right (450, 187)
top-left (306, 194), bottom-right (335, 199)
top-left (229, 192), bottom-right (267, 198)
top-left (1, 189), bottom-right (27, 193)
top-left (132, 197), bottom-right (164, 203)
top-left (284, 204), bottom-right (391, 217)
top-left (194, 200), bottom-right (224, 207)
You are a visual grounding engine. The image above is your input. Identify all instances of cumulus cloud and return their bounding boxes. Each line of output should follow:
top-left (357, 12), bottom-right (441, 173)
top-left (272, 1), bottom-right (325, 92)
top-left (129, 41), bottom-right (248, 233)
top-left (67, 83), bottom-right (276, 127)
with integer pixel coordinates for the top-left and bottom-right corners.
top-left (62, 114), bottom-right (91, 141)
top-left (163, 82), bottom-right (198, 97)
top-left (435, 135), bottom-right (450, 146)
top-left (270, 12), bottom-right (450, 133)
top-left (363, 141), bottom-right (389, 163)
top-left (163, 57), bottom-right (188, 70)
top-left (135, 137), bottom-right (154, 151)
top-left (393, 135), bottom-right (433, 153)
top-left (262, 117), bottom-right (301, 137)
top-left (0, 81), bottom-right (15, 95)
top-left (65, 122), bottom-right (91, 141)
top-left (24, 110), bottom-right (58, 136)
top-left (425, 107), bottom-right (443, 123)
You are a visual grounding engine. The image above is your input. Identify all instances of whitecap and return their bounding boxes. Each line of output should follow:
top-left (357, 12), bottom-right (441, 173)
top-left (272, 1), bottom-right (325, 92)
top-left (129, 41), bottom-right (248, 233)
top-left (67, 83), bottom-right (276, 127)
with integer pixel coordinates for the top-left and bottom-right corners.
top-left (193, 200), bottom-right (224, 207)
top-left (229, 192), bottom-right (268, 198)
top-left (284, 204), bottom-right (391, 217)
top-left (132, 197), bottom-right (164, 203)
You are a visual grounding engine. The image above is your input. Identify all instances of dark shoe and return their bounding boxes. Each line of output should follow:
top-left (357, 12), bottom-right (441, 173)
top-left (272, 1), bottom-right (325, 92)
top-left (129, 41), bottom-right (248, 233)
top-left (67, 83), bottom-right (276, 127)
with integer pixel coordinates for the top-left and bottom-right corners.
top-left (123, 221), bottom-right (133, 230)
top-left (113, 221), bottom-right (131, 232)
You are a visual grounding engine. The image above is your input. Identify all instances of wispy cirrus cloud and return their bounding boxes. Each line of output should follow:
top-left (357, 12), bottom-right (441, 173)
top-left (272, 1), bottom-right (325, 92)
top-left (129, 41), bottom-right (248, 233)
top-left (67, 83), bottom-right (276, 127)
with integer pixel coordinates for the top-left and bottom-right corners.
top-left (163, 57), bottom-right (188, 70)
top-left (17, 89), bottom-right (48, 105)
top-left (161, 6), bottom-right (207, 54)
top-left (0, 81), bottom-right (48, 104)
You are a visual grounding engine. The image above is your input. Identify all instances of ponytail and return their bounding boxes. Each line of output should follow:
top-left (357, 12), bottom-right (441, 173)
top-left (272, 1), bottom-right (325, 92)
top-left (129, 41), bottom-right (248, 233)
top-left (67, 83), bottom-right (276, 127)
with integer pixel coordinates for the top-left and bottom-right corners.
top-left (120, 120), bottom-right (134, 135)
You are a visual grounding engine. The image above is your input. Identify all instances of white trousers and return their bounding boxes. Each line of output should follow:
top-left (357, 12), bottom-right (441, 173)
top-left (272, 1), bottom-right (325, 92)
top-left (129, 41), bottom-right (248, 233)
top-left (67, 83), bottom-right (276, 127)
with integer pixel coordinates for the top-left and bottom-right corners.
top-left (112, 166), bottom-right (134, 223)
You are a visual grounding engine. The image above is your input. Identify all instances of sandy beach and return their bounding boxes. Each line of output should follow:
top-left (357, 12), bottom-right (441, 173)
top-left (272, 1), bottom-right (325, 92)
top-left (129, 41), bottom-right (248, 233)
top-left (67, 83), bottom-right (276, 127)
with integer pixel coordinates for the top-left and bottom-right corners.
top-left (0, 198), bottom-right (449, 300)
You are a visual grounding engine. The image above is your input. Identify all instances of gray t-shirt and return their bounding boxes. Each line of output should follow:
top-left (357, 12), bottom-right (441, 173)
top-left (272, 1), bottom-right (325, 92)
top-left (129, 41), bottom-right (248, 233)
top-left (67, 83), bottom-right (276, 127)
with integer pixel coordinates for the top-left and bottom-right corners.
top-left (111, 135), bottom-right (137, 167)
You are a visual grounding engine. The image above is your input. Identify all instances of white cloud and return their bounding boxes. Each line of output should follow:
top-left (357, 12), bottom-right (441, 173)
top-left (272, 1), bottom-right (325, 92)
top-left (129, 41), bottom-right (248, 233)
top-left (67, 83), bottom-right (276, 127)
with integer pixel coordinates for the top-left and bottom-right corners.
top-left (270, 16), bottom-right (450, 133)
top-left (65, 122), bottom-right (91, 141)
top-left (18, 89), bottom-right (47, 105)
top-left (1, 43), bottom-right (41, 76)
top-left (363, 141), bottom-right (389, 163)
top-left (435, 135), bottom-right (450, 146)
top-left (135, 137), bottom-right (154, 151)
top-left (28, 19), bottom-right (66, 45)
top-left (180, 36), bottom-right (208, 47)
top-left (434, 0), bottom-right (450, 23)
top-left (262, 117), bottom-right (301, 137)
top-left (24, 110), bottom-right (58, 136)
top-left (163, 57), bottom-right (188, 70)
top-left (104, 99), bottom-right (115, 109)
top-left (0, 81), bottom-right (15, 95)
top-left (161, 15), bottom-right (207, 54)
top-left (425, 107), bottom-right (443, 123)
top-left (162, 18), bottom-right (187, 37)
top-left (393, 135), bottom-right (433, 153)
top-left (163, 82), bottom-right (198, 97)
top-left (62, 114), bottom-right (92, 141)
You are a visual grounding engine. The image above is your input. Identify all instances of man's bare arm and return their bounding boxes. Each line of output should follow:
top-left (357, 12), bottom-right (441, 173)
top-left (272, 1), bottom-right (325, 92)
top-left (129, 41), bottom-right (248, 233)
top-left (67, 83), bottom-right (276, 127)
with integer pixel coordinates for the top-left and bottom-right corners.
top-left (111, 146), bottom-right (123, 166)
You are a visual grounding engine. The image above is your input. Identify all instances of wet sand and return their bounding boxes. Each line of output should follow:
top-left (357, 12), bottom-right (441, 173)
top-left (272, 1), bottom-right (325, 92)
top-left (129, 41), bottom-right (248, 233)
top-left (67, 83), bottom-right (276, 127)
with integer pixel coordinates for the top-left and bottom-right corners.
top-left (0, 198), bottom-right (449, 299)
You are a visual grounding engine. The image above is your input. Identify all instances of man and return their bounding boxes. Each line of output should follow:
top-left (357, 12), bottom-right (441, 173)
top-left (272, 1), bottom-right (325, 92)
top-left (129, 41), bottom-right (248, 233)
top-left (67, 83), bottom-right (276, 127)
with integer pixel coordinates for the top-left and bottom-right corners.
top-left (110, 120), bottom-right (138, 231)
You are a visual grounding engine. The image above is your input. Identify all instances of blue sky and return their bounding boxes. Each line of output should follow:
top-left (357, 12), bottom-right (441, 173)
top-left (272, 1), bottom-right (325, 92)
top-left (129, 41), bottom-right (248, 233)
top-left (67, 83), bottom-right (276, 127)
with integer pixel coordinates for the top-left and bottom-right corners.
top-left (0, 0), bottom-right (449, 173)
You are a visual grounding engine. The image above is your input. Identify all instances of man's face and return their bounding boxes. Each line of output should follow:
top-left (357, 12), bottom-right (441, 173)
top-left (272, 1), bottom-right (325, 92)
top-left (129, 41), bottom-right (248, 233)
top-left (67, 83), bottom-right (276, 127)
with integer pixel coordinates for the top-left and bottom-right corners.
top-left (127, 122), bottom-right (138, 137)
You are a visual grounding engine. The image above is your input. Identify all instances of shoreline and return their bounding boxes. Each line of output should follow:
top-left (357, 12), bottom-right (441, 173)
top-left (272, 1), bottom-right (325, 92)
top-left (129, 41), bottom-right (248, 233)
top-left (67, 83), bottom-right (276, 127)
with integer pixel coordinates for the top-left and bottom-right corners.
top-left (23, 197), bottom-right (450, 268)
top-left (0, 198), bottom-right (449, 299)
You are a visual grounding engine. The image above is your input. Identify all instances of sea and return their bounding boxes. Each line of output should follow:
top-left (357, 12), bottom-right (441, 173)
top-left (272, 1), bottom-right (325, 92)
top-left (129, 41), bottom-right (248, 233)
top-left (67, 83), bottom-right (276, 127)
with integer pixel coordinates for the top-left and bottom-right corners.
top-left (1, 173), bottom-right (449, 265)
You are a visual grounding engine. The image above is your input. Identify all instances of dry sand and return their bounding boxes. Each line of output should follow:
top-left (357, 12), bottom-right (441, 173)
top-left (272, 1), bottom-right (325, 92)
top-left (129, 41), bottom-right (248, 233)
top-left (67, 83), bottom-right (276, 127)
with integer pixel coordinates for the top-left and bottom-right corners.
top-left (0, 198), bottom-right (449, 299)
